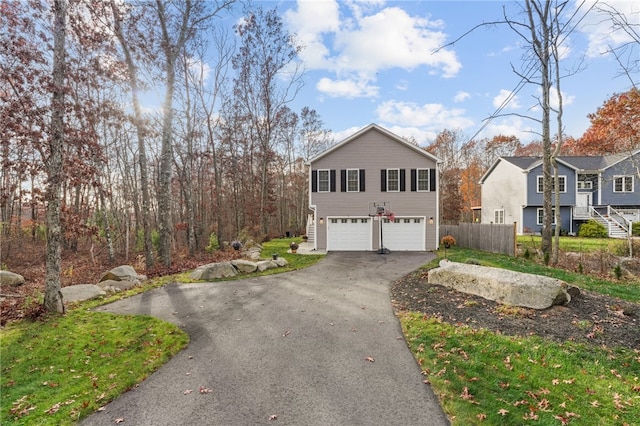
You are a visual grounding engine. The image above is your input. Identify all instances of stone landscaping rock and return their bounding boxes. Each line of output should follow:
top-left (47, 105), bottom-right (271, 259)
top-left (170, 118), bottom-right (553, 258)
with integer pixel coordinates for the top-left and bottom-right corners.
top-left (273, 258), bottom-right (288, 267)
top-left (256, 260), bottom-right (278, 272)
top-left (191, 262), bottom-right (238, 280)
top-left (428, 260), bottom-right (571, 310)
top-left (99, 265), bottom-right (147, 284)
top-left (0, 271), bottom-right (25, 287)
top-left (61, 284), bottom-right (106, 303)
top-left (97, 279), bottom-right (139, 293)
top-left (231, 259), bottom-right (258, 273)
top-left (620, 258), bottom-right (640, 279)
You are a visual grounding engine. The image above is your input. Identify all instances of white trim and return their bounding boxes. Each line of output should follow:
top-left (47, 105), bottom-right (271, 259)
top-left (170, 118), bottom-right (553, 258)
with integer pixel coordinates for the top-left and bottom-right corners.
top-left (537, 175), bottom-right (567, 193)
top-left (494, 209), bottom-right (505, 224)
top-left (613, 175), bottom-right (634, 193)
top-left (417, 168), bottom-right (430, 192)
top-left (537, 207), bottom-right (556, 225)
top-left (346, 168), bottom-right (360, 192)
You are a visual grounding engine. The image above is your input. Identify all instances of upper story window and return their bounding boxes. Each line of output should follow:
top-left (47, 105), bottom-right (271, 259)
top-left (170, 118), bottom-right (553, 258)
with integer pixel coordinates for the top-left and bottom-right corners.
top-left (318, 169), bottom-right (330, 192)
top-left (577, 181), bottom-right (593, 190)
top-left (614, 176), bottom-right (634, 192)
top-left (387, 169), bottom-right (400, 192)
top-left (347, 169), bottom-right (359, 192)
top-left (417, 168), bottom-right (430, 191)
top-left (537, 175), bottom-right (566, 193)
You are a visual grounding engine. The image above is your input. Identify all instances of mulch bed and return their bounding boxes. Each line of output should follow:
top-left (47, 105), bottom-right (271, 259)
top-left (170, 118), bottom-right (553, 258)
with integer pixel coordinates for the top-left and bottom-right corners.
top-left (391, 270), bottom-right (640, 350)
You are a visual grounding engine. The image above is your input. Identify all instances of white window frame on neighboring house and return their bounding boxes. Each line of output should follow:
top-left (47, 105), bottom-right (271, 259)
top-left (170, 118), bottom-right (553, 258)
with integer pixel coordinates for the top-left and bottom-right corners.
top-left (577, 180), bottom-right (592, 190)
top-left (537, 175), bottom-right (566, 193)
top-left (537, 208), bottom-right (556, 225)
top-left (494, 209), bottom-right (505, 224)
top-left (347, 169), bottom-right (360, 192)
top-left (417, 168), bottom-right (430, 192)
top-left (386, 168), bottom-right (400, 192)
top-left (318, 169), bottom-right (330, 192)
top-left (613, 175), bottom-right (634, 193)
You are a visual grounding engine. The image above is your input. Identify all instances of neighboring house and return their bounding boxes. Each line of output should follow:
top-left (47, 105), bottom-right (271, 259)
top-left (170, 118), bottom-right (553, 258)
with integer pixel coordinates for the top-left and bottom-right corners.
top-left (306, 124), bottom-right (440, 252)
top-left (480, 150), bottom-right (640, 238)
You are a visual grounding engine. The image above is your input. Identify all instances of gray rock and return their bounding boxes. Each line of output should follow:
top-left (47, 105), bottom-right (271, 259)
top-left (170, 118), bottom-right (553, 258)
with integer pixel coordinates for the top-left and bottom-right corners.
top-left (191, 262), bottom-right (238, 280)
top-left (61, 284), bottom-right (106, 303)
top-left (274, 258), bottom-right (288, 267)
top-left (99, 265), bottom-right (147, 284)
top-left (97, 279), bottom-right (139, 293)
top-left (231, 259), bottom-right (258, 273)
top-left (428, 260), bottom-right (570, 310)
top-left (256, 260), bottom-right (278, 272)
top-left (0, 271), bottom-right (25, 287)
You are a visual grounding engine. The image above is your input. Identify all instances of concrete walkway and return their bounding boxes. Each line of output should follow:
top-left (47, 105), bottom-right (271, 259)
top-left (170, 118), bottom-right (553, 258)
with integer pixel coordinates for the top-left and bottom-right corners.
top-left (82, 252), bottom-right (449, 425)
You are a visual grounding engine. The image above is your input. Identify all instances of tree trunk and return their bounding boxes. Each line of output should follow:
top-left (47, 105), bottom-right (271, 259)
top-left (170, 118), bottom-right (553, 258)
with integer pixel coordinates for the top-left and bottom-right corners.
top-left (44, 0), bottom-right (67, 314)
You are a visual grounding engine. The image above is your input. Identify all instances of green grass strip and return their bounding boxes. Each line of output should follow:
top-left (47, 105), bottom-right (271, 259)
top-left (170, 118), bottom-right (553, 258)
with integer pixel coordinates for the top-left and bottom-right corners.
top-left (1, 310), bottom-right (188, 425)
top-left (400, 312), bottom-right (640, 425)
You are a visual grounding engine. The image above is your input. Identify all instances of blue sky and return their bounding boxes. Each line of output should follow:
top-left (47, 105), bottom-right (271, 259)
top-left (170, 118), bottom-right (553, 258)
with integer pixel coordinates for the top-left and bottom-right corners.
top-left (262, 0), bottom-right (639, 145)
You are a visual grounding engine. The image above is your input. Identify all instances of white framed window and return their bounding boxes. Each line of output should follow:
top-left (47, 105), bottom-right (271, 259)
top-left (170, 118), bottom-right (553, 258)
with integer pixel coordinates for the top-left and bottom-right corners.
top-left (331, 219), bottom-right (338, 224)
top-left (318, 169), bottom-right (330, 192)
top-left (577, 181), bottom-right (593, 190)
top-left (494, 209), bottom-right (505, 224)
top-left (404, 219), bottom-right (411, 223)
top-left (387, 168), bottom-right (399, 192)
top-left (347, 169), bottom-right (359, 192)
top-left (417, 168), bottom-right (430, 191)
top-left (360, 219), bottom-right (368, 224)
top-left (537, 176), bottom-right (566, 193)
top-left (351, 218), bottom-right (358, 223)
top-left (613, 176), bottom-right (634, 193)
top-left (537, 208), bottom-right (556, 225)
top-left (414, 219), bottom-right (421, 223)
top-left (341, 219), bottom-right (348, 223)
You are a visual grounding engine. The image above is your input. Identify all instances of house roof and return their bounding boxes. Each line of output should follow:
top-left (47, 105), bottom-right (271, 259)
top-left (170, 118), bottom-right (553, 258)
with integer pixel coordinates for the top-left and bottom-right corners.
top-left (480, 149), bottom-right (640, 184)
top-left (306, 123), bottom-right (441, 165)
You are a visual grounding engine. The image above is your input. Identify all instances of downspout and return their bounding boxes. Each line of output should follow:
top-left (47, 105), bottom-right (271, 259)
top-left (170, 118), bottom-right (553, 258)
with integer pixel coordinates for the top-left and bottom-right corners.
top-left (435, 161), bottom-right (441, 250)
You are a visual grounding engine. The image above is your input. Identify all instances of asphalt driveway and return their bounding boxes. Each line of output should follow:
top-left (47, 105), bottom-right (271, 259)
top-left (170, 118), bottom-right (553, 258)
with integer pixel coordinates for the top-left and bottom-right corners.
top-left (82, 252), bottom-right (449, 425)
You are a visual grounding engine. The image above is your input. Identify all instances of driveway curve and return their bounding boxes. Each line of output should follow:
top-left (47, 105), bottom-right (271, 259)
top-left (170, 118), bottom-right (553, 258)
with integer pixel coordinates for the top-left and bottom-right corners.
top-left (83, 252), bottom-right (449, 425)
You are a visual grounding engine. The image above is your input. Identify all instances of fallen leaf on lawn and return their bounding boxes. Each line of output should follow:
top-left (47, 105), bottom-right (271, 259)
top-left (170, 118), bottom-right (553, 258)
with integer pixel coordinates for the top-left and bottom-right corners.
top-left (552, 379), bottom-right (560, 385)
top-left (199, 386), bottom-right (213, 394)
top-left (115, 418), bottom-right (124, 424)
top-left (97, 407), bottom-right (106, 412)
top-left (610, 369), bottom-right (622, 378)
top-left (498, 408), bottom-right (509, 416)
top-left (183, 389), bottom-right (193, 395)
top-left (460, 386), bottom-right (475, 401)
top-left (46, 403), bottom-right (61, 414)
top-left (365, 356), bottom-right (375, 363)
top-left (590, 400), bottom-right (600, 407)
top-left (563, 378), bottom-right (575, 384)
top-left (476, 413), bottom-right (487, 421)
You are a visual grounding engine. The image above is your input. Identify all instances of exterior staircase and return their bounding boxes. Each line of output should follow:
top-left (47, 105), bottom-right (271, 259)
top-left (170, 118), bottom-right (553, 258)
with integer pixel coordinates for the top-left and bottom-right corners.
top-left (305, 214), bottom-right (315, 244)
top-left (589, 207), bottom-right (630, 239)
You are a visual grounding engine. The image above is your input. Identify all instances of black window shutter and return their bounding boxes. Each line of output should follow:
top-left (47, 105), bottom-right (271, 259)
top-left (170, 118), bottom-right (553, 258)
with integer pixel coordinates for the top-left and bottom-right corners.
top-left (311, 170), bottom-right (318, 192)
top-left (330, 169), bottom-right (336, 192)
top-left (400, 169), bottom-right (406, 192)
top-left (359, 169), bottom-right (365, 192)
top-left (380, 169), bottom-right (387, 192)
top-left (430, 169), bottom-right (436, 192)
top-left (340, 169), bottom-right (346, 192)
top-left (411, 169), bottom-right (417, 192)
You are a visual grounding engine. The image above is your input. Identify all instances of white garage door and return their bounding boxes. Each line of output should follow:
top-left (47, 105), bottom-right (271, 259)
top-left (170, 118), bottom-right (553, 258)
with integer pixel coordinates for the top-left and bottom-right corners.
top-left (327, 218), bottom-right (372, 251)
top-left (381, 217), bottom-right (425, 251)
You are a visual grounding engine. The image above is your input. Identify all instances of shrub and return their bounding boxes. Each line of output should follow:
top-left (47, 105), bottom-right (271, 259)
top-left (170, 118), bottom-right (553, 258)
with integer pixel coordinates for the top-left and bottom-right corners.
top-left (578, 220), bottom-right (608, 238)
top-left (205, 232), bottom-right (220, 252)
top-left (441, 235), bottom-right (456, 247)
top-left (633, 222), bottom-right (640, 236)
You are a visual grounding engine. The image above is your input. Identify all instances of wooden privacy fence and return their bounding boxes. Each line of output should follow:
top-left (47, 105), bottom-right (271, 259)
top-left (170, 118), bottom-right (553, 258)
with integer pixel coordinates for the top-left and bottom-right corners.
top-left (441, 222), bottom-right (517, 256)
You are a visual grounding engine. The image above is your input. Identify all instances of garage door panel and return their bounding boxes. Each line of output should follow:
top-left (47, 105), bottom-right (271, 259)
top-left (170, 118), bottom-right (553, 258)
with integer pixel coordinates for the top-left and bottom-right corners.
top-left (381, 218), bottom-right (425, 251)
top-left (327, 218), bottom-right (371, 251)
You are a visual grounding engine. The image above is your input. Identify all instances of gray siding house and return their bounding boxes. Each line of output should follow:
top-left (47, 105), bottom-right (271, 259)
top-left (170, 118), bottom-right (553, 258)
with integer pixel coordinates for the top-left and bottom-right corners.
top-left (306, 124), bottom-right (440, 251)
top-left (480, 150), bottom-right (640, 238)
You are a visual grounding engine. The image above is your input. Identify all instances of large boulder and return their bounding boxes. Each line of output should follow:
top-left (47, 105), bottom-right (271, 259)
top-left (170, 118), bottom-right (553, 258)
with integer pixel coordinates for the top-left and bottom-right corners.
top-left (99, 265), bottom-right (147, 284)
top-left (428, 260), bottom-right (571, 310)
top-left (97, 279), bottom-right (139, 293)
top-left (191, 262), bottom-right (238, 280)
top-left (0, 271), bottom-right (25, 287)
top-left (256, 260), bottom-right (278, 272)
top-left (61, 284), bottom-right (106, 303)
top-left (231, 259), bottom-right (258, 274)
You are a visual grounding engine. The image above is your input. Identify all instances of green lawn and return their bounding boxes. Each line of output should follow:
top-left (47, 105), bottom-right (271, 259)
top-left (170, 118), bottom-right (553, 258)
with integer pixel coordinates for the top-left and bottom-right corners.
top-left (517, 235), bottom-right (619, 253)
top-left (399, 246), bottom-right (640, 425)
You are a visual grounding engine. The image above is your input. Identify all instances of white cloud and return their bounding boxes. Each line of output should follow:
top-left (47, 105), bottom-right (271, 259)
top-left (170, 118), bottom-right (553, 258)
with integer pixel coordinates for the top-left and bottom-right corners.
top-left (286, 1), bottom-right (462, 99)
top-left (375, 100), bottom-right (474, 130)
top-left (577, 0), bottom-right (639, 57)
top-left (316, 77), bottom-right (379, 98)
top-left (493, 89), bottom-right (521, 110)
top-left (454, 91), bottom-right (471, 103)
top-left (483, 117), bottom-right (536, 143)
